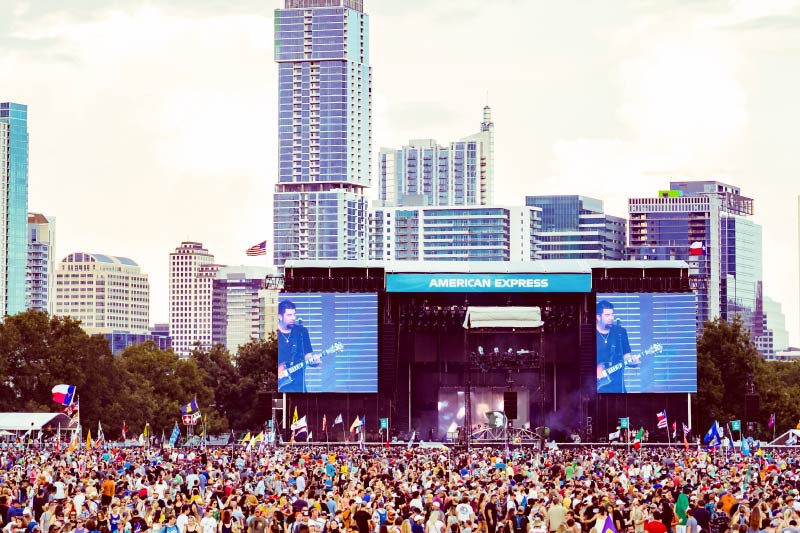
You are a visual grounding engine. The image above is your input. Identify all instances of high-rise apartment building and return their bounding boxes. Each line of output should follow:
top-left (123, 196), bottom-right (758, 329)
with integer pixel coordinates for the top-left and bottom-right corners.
top-left (628, 181), bottom-right (761, 329)
top-left (379, 107), bottom-right (495, 208)
top-left (273, 0), bottom-right (372, 266)
top-left (369, 205), bottom-right (541, 262)
top-left (1, 102), bottom-right (29, 316)
top-left (169, 242), bottom-right (225, 356)
top-left (211, 266), bottom-right (276, 353)
top-left (26, 213), bottom-right (56, 314)
top-left (54, 253), bottom-right (150, 335)
top-left (525, 195), bottom-right (626, 260)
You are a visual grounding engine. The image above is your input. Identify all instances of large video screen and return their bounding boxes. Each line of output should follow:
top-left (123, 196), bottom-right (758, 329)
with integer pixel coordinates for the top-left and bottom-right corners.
top-left (596, 293), bottom-right (697, 394)
top-left (277, 293), bottom-right (378, 393)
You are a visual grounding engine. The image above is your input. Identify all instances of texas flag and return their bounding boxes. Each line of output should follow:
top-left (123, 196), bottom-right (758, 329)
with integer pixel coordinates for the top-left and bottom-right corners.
top-left (689, 241), bottom-right (705, 256)
top-left (51, 384), bottom-right (76, 406)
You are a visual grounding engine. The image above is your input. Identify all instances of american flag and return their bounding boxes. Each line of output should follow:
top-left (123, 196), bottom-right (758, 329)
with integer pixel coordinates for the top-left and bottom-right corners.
top-left (656, 410), bottom-right (668, 429)
top-left (682, 423), bottom-right (690, 437)
top-left (768, 413), bottom-right (775, 428)
top-left (246, 240), bottom-right (267, 256)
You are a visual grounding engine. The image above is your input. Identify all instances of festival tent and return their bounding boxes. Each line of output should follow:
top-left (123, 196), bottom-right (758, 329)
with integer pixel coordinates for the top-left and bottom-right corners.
top-left (769, 429), bottom-right (800, 446)
top-left (0, 412), bottom-right (73, 433)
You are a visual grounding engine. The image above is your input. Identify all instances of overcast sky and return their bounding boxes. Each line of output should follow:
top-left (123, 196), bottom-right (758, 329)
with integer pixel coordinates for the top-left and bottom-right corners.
top-left (3, 0), bottom-right (799, 344)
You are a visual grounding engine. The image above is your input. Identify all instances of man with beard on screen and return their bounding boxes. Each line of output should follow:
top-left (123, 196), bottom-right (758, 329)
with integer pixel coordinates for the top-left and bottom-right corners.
top-left (277, 299), bottom-right (321, 393)
top-left (596, 299), bottom-right (640, 393)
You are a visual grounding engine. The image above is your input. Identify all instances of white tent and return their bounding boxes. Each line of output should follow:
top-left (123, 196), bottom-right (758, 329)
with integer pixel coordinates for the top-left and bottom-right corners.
top-left (0, 412), bottom-right (72, 432)
top-left (462, 306), bottom-right (544, 329)
top-left (769, 428), bottom-right (800, 446)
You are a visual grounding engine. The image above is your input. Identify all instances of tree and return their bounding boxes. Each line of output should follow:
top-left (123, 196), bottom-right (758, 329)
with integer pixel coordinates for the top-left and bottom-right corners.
top-left (226, 334), bottom-right (278, 430)
top-left (696, 316), bottom-right (761, 431)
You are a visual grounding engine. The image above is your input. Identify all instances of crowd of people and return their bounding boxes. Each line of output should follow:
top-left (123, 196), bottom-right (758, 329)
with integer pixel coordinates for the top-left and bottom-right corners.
top-left (1, 444), bottom-right (799, 533)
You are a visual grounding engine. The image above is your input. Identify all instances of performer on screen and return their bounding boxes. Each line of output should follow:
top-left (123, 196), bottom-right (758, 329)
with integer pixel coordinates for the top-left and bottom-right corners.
top-left (277, 299), bottom-right (320, 393)
top-left (596, 300), bottom-right (640, 393)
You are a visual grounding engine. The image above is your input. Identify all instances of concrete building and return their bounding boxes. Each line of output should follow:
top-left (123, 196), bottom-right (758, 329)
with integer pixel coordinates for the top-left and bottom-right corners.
top-left (26, 212), bottom-right (56, 314)
top-left (525, 195), bottom-right (626, 260)
top-left (273, 0), bottom-right (372, 266)
top-left (0, 102), bottom-right (29, 316)
top-left (369, 205), bottom-right (541, 262)
top-left (54, 253), bottom-right (150, 335)
top-left (379, 107), bottom-right (494, 208)
top-left (169, 242), bottom-right (225, 356)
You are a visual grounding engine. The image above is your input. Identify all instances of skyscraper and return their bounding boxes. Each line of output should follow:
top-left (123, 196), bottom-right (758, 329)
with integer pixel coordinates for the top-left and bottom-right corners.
top-left (369, 205), bottom-right (541, 262)
top-left (169, 242), bottom-right (225, 356)
top-left (211, 265), bottom-right (276, 352)
top-left (27, 212), bottom-right (56, 314)
top-left (628, 181), bottom-right (761, 329)
top-left (0, 102), bottom-right (29, 316)
top-left (273, 0), bottom-right (372, 266)
top-left (379, 107), bottom-right (495, 208)
top-left (525, 195), bottom-right (626, 260)
top-left (54, 253), bottom-right (150, 334)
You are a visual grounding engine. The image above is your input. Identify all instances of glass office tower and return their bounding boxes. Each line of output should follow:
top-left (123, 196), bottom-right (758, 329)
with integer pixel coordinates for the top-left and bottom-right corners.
top-left (525, 195), bottom-right (626, 260)
top-left (273, 0), bottom-right (371, 266)
top-left (0, 102), bottom-right (29, 316)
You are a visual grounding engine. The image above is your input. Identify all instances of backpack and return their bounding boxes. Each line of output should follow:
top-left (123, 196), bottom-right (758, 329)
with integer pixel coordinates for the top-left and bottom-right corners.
top-left (377, 509), bottom-right (388, 525)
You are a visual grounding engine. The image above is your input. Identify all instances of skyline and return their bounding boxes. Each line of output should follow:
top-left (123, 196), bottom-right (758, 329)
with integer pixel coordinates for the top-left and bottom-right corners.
top-left (2, 0), bottom-right (799, 344)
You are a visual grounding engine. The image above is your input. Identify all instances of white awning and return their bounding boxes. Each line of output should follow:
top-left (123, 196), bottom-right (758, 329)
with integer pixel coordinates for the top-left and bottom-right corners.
top-left (0, 412), bottom-right (72, 431)
top-left (462, 306), bottom-right (544, 329)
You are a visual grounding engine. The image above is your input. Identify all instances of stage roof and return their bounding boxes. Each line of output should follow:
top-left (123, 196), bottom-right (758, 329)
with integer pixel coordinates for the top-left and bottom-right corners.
top-left (0, 412), bottom-right (72, 431)
top-left (283, 259), bottom-right (689, 273)
top-left (463, 306), bottom-right (544, 329)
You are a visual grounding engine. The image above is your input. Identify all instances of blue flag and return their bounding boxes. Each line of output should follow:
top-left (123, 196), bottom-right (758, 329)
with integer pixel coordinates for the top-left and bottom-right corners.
top-left (703, 421), bottom-right (721, 446)
top-left (180, 398), bottom-right (200, 415)
top-left (741, 436), bottom-right (751, 456)
top-left (169, 423), bottom-right (181, 447)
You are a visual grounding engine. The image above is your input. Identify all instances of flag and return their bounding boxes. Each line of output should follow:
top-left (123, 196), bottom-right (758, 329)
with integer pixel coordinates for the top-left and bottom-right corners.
top-left (252, 431), bottom-right (264, 443)
top-left (741, 436), bottom-right (751, 456)
top-left (51, 384), bottom-right (76, 406)
top-left (62, 403), bottom-right (78, 417)
top-left (291, 416), bottom-right (308, 433)
top-left (407, 431), bottom-right (416, 450)
top-left (308, 431), bottom-right (313, 442)
top-left (657, 410), bottom-right (668, 429)
top-left (95, 422), bottom-right (105, 448)
top-left (161, 429), bottom-right (166, 445)
top-left (689, 241), bottom-right (705, 256)
top-left (240, 432), bottom-right (252, 443)
top-left (169, 423), bottom-right (181, 447)
top-left (69, 397), bottom-right (80, 428)
top-left (703, 421), bottom-right (722, 446)
top-left (121, 420), bottom-right (127, 440)
top-left (180, 398), bottom-right (200, 415)
top-left (56, 425), bottom-right (61, 452)
top-left (769, 413), bottom-right (775, 428)
top-left (68, 433), bottom-right (78, 453)
top-left (608, 430), bottom-right (621, 441)
top-left (322, 414), bottom-right (327, 433)
top-left (601, 515), bottom-right (618, 533)
top-left (246, 240), bottom-right (268, 256)
top-left (143, 422), bottom-right (151, 438)
top-left (682, 423), bottom-right (691, 437)
top-left (138, 433), bottom-right (145, 446)
top-left (350, 415), bottom-right (362, 433)
top-left (671, 421), bottom-right (677, 438)
top-left (86, 430), bottom-right (92, 451)
top-left (292, 406), bottom-right (299, 426)
top-left (633, 428), bottom-right (643, 450)
top-left (334, 413), bottom-right (343, 425)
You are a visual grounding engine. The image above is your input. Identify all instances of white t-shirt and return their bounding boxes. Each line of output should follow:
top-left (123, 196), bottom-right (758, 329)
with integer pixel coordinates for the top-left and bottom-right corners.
top-left (456, 504), bottom-right (473, 523)
top-left (200, 516), bottom-right (217, 533)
